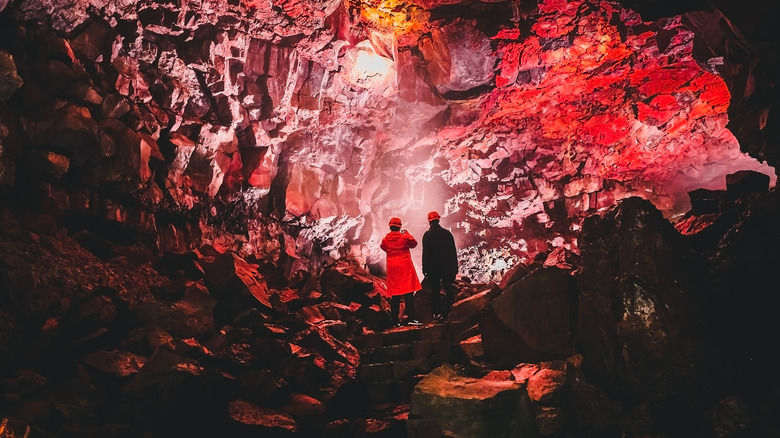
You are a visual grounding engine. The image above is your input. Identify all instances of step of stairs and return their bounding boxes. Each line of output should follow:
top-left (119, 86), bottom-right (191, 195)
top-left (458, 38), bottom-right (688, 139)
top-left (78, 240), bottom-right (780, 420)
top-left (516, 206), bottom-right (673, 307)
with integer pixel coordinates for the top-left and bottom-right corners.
top-left (351, 323), bottom-right (455, 405)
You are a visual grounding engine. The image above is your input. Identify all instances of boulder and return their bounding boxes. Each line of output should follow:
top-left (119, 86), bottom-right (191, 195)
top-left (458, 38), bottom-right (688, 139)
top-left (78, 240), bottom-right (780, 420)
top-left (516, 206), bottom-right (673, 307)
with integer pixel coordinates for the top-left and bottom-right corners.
top-left (409, 364), bottom-right (534, 438)
top-left (81, 349), bottom-right (147, 379)
top-left (293, 325), bottom-right (360, 367)
top-left (128, 284), bottom-right (216, 340)
top-left (227, 400), bottom-right (299, 436)
top-left (19, 101), bottom-right (100, 166)
top-left (725, 169), bottom-right (770, 198)
top-left (0, 50), bottom-right (23, 102)
top-left (279, 392), bottom-right (326, 430)
top-left (511, 361), bottom-right (569, 404)
top-left (319, 259), bottom-right (379, 306)
top-left (687, 188), bottom-right (725, 214)
top-left (577, 197), bottom-right (709, 407)
top-left (457, 335), bottom-right (484, 361)
top-left (480, 266), bottom-right (577, 364)
top-left (197, 249), bottom-right (272, 324)
top-left (425, 19), bottom-right (496, 94)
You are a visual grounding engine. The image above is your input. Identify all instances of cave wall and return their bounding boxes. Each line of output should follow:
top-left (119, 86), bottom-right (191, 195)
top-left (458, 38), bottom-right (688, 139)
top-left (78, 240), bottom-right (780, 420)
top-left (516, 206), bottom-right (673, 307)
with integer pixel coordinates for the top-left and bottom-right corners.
top-left (0, 0), bottom-right (777, 282)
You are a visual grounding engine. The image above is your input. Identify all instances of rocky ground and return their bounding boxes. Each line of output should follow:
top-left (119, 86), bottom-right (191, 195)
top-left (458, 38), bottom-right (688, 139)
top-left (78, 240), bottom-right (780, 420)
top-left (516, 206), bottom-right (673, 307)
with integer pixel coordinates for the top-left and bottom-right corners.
top-left (1, 169), bottom-right (778, 438)
top-left (1, 0), bottom-right (779, 436)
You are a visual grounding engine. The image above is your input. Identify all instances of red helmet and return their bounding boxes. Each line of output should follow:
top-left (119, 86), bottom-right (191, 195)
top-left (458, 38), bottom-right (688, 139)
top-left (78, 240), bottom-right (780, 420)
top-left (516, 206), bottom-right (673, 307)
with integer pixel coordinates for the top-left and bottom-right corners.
top-left (389, 217), bottom-right (402, 227)
top-left (427, 211), bottom-right (441, 222)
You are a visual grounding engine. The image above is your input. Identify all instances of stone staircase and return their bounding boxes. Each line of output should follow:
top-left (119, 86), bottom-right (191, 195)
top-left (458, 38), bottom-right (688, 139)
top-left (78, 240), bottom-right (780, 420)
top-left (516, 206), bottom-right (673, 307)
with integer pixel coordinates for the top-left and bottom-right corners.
top-left (351, 323), bottom-right (456, 406)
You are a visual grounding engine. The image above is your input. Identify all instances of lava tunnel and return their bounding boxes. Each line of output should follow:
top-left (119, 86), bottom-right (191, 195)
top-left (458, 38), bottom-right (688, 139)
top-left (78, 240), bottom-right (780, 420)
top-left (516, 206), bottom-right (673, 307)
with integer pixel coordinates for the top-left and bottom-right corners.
top-left (0, 0), bottom-right (778, 436)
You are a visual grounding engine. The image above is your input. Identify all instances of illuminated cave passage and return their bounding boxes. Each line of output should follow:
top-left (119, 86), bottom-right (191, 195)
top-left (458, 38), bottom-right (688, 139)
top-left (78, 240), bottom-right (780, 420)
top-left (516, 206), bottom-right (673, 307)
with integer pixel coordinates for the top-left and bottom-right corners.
top-left (0, 0), bottom-right (779, 436)
top-left (0, 0), bottom-right (775, 283)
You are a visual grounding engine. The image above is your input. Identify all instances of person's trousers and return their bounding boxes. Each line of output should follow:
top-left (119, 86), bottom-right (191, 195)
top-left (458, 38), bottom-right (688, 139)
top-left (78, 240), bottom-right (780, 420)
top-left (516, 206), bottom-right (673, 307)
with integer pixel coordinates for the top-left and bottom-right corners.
top-left (426, 275), bottom-right (456, 318)
top-left (390, 292), bottom-right (416, 323)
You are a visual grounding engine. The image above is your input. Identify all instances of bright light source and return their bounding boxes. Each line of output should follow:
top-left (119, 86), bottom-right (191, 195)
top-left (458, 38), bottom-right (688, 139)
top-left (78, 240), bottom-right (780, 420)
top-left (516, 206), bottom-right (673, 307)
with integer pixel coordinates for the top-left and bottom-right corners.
top-left (355, 50), bottom-right (391, 79)
top-left (341, 40), bottom-right (395, 91)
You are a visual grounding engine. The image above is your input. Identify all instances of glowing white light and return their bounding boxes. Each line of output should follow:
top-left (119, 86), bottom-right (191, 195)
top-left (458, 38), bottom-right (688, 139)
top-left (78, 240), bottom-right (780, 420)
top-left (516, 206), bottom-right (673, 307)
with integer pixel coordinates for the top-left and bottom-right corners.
top-left (341, 40), bottom-right (395, 91)
top-left (354, 50), bottom-right (391, 79)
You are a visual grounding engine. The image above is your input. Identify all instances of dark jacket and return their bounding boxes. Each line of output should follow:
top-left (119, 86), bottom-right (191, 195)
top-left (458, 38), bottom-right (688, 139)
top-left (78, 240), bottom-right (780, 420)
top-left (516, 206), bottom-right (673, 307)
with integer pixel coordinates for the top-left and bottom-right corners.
top-left (422, 222), bottom-right (458, 279)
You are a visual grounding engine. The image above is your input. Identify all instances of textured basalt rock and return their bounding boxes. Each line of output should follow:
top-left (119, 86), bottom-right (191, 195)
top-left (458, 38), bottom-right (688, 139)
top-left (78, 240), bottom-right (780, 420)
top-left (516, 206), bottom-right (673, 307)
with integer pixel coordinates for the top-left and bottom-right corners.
top-left (577, 196), bottom-right (710, 408)
top-left (0, 168), bottom-right (778, 436)
top-left (410, 364), bottom-right (534, 438)
top-left (480, 266), bottom-right (578, 364)
top-left (0, 0), bottom-right (776, 284)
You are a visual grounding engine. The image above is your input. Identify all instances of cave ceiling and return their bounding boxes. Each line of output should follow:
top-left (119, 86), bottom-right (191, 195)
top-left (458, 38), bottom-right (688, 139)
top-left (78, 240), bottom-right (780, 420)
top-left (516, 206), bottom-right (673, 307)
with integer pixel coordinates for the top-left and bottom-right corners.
top-left (0, 0), bottom-right (777, 282)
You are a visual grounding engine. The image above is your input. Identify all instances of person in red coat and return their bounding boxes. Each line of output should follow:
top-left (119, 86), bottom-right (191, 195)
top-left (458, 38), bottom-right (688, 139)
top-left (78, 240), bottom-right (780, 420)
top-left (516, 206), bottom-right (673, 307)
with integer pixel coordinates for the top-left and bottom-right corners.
top-left (380, 217), bottom-right (421, 326)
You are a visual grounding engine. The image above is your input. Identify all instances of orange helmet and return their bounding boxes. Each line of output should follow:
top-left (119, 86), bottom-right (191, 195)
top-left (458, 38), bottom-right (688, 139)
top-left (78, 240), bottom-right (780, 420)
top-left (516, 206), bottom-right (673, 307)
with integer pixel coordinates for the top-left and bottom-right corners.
top-left (427, 211), bottom-right (441, 222)
top-left (389, 217), bottom-right (402, 227)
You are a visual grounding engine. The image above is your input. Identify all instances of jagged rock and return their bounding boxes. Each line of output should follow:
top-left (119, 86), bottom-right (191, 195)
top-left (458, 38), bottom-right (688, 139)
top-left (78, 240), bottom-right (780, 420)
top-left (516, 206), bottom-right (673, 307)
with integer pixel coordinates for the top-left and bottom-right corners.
top-left (299, 304), bottom-right (326, 324)
top-left (153, 251), bottom-right (203, 280)
top-left (57, 294), bottom-right (117, 348)
top-left (314, 302), bottom-right (359, 323)
top-left (317, 357), bottom-right (361, 406)
top-left (319, 259), bottom-right (379, 306)
top-left (0, 50), bottom-right (23, 102)
top-left (448, 283), bottom-right (500, 326)
top-left (497, 259), bottom-right (537, 290)
top-left (169, 337), bottom-right (214, 360)
top-left (687, 188), bottom-right (725, 214)
top-left (81, 349), bottom-right (147, 378)
top-left (48, 377), bottom-right (104, 425)
top-left (293, 325), bottom-right (360, 367)
top-left (123, 348), bottom-right (203, 409)
top-left (510, 361), bottom-right (569, 405)
top-left (354, 418), bottom-right (396, 436)
top-left (19, 101), bottom-right (99, 166)
top-left (577, 196), bottom-right (709, 408)
top-left (270, 287), bottom-right (303, 312)
top-left (1, 0), bottom-right (776, 285)
top-left (30, 150), bottom-right (70, 180)
top-left (279, 392), bottom-right (326, 430)
top-left (129, 282), bottom-right (216, 340)
top-left (0, 0), bottom-right (778, 435)
top-left (197, 248), bottom-right (272, 323)
top-left (419, 18), bottom-right (496, 95)
top-left (444, 282), bottom-right (500, 341)
top-left (725, 169), bottom-right (770, 198)
top-left (458, 335), bottom-right (484, 361)
top-left (227, 400), bottom-right (299, 435)
top-left (237, 369), bottom-right (289, 405)
top-left (688, 188), bottom-right (780, 403)
top-left (124, 347), bottom-right (235, 435)
top-left (410, 364), bottom-right (534, 438)
top-left (480, 266), bottom-right (578, 364)
top-left (542, 247), bottom-right (581, 272)
top-left (281, 349), bottom-right (332, 394)
top-left (710, 396), bottom-right (752, 438)
top-left (0, 210), bottom-right (159, 343)
top-left (535, 406), bottom-right (566, 436)
top-left (317, 319), bottom-right (348, 339)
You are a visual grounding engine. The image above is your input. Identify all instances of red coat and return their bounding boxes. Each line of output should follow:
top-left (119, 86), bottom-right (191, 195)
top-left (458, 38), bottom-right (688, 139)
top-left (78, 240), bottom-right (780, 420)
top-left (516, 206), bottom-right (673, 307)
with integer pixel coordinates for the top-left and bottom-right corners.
top-left (380, 231), bottom-right (422, 297)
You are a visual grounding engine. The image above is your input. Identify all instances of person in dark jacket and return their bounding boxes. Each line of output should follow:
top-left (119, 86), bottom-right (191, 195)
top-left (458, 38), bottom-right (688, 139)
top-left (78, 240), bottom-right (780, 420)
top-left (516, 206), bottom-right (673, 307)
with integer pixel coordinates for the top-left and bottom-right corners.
top-left (422, 211), bottom-right (458, 320)
top-left (381, 217), bottom-right (421, 326)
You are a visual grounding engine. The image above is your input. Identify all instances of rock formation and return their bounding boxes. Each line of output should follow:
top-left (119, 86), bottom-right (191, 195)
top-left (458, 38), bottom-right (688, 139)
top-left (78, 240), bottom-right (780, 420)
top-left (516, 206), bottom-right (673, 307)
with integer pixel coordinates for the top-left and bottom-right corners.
top-left (0, 0), bottom-right (777, 283)
top-left (0, 0), bottom-right (779, 436)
